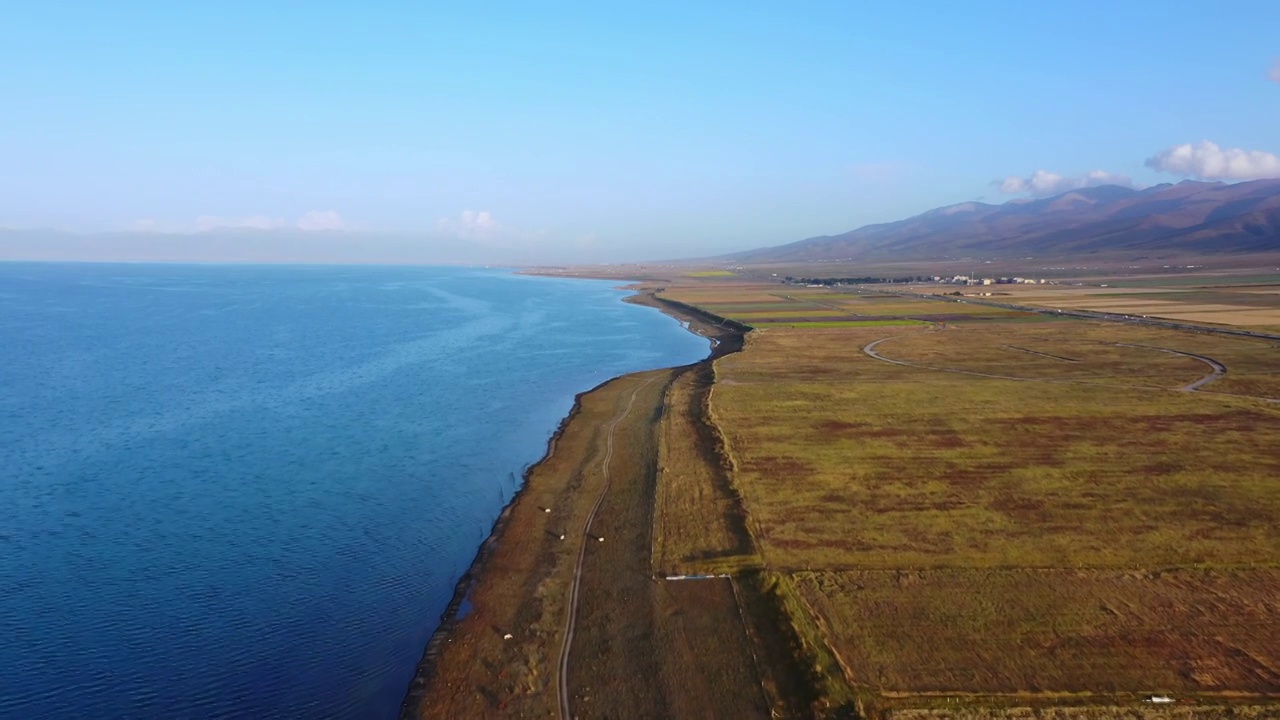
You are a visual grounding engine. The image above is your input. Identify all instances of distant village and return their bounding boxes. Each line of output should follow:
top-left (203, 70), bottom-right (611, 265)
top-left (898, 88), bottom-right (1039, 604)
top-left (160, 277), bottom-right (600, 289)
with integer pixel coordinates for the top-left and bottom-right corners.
top-left (784, 275), bottom-right (1049, 287)
top-left (936, 275), bottom-right (1047, 285)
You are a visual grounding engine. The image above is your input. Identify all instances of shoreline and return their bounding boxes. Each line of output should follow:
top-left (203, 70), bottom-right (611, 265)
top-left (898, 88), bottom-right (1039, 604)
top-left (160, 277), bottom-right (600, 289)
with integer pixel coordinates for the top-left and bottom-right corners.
top-left (396, 373), bottom-right (597, 717)
top-left (397, 282), bottom-right (746, 717)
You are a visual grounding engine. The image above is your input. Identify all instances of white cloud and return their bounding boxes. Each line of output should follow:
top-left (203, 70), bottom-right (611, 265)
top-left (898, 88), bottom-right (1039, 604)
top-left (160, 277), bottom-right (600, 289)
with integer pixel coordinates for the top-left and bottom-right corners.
top-left (1145, 140), bottom-right (1280, 181)
top-left (1270, 59), bottom-right (1280, 84)
top-left (296, 210), bottom-right (345, 231)
top-left (195, 214), bottom-right (282, 232)
top-left (436, 210), bottom-right (499, 239)
top-left (995, 169), bottom-right (1133, 197)
top-left (131, 218), bottom-right (166, 232)
top-left (130, 211), bottom-right (346, 233)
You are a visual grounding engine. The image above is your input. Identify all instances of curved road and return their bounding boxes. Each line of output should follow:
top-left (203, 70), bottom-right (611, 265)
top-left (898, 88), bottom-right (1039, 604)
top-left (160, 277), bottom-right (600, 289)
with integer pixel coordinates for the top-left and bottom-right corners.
top-left (1111, 342), bottom-right (1226, 392)
top-left (556, 376), bottom-right (656, 720)
top-left (883, 288), bottom-right (1280, 343)
top-left (863, 337), bottom-right (1228, 394)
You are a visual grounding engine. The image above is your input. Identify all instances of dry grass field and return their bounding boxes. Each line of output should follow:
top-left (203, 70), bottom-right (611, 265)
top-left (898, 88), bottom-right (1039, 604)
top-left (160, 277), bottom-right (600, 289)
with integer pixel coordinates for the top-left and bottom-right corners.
top-left (653, 281), bottom-right (1280, 717)
top-left (662, 284), bottom-right (1048, 327)
top-left (889, 707), bottom-right (1280, 719)
top-left (653, 364), bottom-right (757, 574)
top-left (794, 568), bottom-right (1280, 694)
top-left (714, 325), bottom-right (1280, 572)
top-left (987, 282), bottom-right (1280, 329)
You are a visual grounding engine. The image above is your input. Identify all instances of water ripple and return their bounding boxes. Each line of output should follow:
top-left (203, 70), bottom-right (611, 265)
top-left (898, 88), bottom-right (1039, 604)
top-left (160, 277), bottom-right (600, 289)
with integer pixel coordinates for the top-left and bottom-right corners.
top-left (0, 263), bottom-right (708, 719)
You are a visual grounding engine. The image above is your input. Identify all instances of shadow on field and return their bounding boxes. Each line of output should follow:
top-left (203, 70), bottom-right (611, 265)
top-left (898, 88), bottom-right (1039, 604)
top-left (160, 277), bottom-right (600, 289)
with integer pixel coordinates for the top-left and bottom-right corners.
top-left (737, 569), bottom-right (862, 719)
top-left (686, 360), bottom-right (756, 560)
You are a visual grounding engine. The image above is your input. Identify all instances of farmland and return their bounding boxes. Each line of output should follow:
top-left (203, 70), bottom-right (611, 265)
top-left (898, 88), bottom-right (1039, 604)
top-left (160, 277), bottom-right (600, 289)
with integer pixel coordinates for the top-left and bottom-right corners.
top-left (654, 279), bottom-right (1280, 717)
top-left (416, 269), bottom-right (1280, 720)
top-left (965, 279), bottom-right (1280, 331)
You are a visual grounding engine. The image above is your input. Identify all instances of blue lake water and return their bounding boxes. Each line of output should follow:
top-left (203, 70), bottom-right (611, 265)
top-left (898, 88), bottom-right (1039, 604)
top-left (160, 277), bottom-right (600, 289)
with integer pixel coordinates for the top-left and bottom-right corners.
top-left (0, 263), bottom-right (708, 719)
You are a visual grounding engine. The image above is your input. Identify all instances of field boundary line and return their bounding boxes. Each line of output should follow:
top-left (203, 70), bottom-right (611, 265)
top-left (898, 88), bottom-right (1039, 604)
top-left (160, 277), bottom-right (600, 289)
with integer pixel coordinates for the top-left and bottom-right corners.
top-left (727, 576), bottom-right (776, 716)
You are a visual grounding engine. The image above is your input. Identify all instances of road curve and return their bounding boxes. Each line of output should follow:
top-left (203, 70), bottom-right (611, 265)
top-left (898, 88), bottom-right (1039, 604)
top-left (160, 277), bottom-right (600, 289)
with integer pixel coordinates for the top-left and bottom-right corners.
top-left (556, 376), bottom-right (656, 720)
top-left (861, 336), bottom-right (1098, 385)
top-left (1112, 342), bottom-right (1226, 392)
top-left (874, 288), bottom-right (1280, 343)
top-left (864, 337), bottom-right (1230, 395)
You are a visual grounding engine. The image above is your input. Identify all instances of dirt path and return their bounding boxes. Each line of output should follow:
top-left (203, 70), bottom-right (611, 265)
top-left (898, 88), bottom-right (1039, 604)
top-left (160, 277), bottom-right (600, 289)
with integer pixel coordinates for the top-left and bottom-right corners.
top-left (559, 366), bottom-right (772, 720)
top-left (862, 337), bottom-right (1117, 387)
top-left (1003, 345), bottom-right (1079, 362)
top-left (408, 372), bottom-right (671, 719)
top-left (1111, 342), bottom-right (1226, 392)
top-left (771, 292), bottom-right (860, 316)
top-left (863, 337), bottom-right (1230, 395)
top-left (556, 376), bottom-right (656, 720)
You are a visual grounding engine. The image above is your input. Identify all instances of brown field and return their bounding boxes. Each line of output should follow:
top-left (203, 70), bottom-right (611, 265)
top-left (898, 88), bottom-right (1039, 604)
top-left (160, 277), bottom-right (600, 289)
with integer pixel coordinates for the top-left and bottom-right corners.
top-left (653, 363), bottom-right (757, 574)
top-left (889, 707), bottom-right (1280, 719)
top-left (729, 309), bottom-right (855, 319)
top-left (715, 324), bottom-right (1280, 572)
top-left (702, 302), bottom-right (820, 312)
top-left (651, 578), bottom-right (770, 719)
top-left (794, 568), bottom-right (1280, 695)
top-left (655, 280), bottom-right (1280, 717)
top-left (417, 273), bottom-right (1280, 719)
top-left (662, 283), bottom-right (1048, 327)
top-left (876, 331), bottom-right (1205, 386)
top-left (986, 283), bottom-right (1280, 328)
top-left (661, 288), bottom-right (818, 305)
top-left (660, 284), bottom-right (833, 304)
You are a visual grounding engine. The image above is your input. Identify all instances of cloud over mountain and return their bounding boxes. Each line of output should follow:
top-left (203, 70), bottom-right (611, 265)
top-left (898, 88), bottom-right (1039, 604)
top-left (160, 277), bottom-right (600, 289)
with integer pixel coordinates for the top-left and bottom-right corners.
top-left (995, 169), bottom-right (1132, 198)
top-left (1145, 140), bottom-right (1280, 181)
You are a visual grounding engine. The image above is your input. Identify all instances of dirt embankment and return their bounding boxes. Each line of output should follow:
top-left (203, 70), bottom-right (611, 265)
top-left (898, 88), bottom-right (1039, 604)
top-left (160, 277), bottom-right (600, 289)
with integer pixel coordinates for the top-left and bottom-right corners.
top-left (402, 284), bottom-right (836, 719)
top-left (401, 368), bottom-right (676, 718)
top-left (399, 285), bottom-right (752, 717)
top-left (623, 286), bottom-right (749, 358)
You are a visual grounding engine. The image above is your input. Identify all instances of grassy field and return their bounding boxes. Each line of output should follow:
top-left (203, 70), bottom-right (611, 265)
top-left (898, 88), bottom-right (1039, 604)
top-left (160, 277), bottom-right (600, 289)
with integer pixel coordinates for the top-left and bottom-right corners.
top-left (661, 284), bottom-right (1045, 327)
top-left (984, 283), bottom-right (1280, 329)
top-left (755, 319), bottom-right (929, 328)
top-left (715, 325), bottom-right (1280, 571)
top-left (652, 280), bottom-right (1280, 717)
top-left (653, 364), bottom-right (757, 574)
top-left (794, 568), bottom-right (1280, 694)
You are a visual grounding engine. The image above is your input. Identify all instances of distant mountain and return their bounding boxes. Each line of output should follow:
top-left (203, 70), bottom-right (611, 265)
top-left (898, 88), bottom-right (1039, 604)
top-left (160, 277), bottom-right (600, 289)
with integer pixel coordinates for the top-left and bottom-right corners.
top-left (726, 178), bottom-right (1280, 263)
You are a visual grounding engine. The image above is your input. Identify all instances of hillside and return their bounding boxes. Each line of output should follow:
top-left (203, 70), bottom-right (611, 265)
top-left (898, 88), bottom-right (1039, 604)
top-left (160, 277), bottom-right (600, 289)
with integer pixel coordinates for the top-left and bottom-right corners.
top-left (727, 178), bottom-right (1280, 263)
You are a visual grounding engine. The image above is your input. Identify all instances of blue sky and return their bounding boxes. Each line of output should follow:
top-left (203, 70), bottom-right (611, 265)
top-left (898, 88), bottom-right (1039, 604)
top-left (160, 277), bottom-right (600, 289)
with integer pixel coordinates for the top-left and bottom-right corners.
top-left (2, 1), bottom-right (1278, 262)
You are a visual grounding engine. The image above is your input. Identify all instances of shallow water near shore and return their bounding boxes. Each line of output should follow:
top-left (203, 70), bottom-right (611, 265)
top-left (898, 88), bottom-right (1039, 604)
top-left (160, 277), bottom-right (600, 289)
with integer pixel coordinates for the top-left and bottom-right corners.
top-left (0, 263), bottom-right (708, 719)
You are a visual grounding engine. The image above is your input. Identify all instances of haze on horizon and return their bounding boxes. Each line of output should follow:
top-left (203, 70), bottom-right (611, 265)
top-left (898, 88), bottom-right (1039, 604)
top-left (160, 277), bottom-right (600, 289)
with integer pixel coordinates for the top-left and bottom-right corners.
top-left (2, 1), bottom-right (1279, 265)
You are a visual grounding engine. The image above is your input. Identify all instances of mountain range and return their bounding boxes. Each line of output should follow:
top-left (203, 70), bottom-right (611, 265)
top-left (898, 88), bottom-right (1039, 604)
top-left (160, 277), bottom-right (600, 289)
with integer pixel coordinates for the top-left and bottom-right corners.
top-left (727, 178), bottom-right (1280, 263)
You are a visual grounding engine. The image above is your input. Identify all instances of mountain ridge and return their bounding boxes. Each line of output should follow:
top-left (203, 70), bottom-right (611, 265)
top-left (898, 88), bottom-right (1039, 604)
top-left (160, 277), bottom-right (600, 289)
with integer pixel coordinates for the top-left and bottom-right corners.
top-left (725, 178), bottom-right (1280, 263)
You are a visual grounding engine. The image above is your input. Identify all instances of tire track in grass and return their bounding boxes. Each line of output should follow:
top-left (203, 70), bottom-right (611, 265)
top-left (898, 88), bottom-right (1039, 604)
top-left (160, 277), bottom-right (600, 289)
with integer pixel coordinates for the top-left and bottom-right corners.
top-left (557, 376), bottom-right (656, 720)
